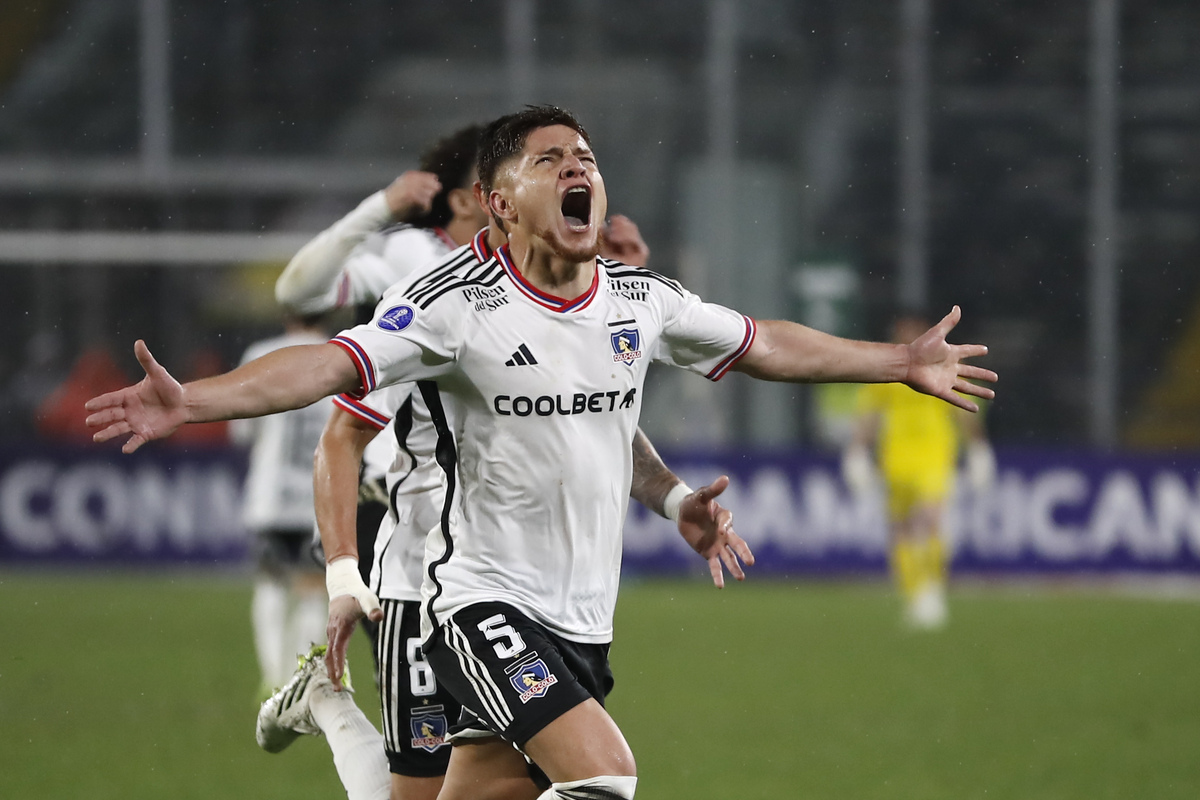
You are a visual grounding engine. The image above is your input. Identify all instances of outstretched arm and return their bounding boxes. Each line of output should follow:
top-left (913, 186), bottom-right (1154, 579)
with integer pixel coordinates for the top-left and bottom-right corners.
top-left (630, 428), bottom-right (754, 587)
top-left (85, 340), bottom-right (361, 453)
top-left (314, 405), bottom-right (386, 687)
top-left (735, 306), bottom-right (996, 412)
top-left (275, 172), bottom-right (441, 312)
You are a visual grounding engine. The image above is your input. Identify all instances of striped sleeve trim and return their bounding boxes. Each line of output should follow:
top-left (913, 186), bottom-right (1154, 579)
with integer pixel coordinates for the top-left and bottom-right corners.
top-left (332, 394), bottom-right (390, 430)
top-left (330, 335), bottom-right (377, 398)
top-left (705, 316), bottom-right (757, 381)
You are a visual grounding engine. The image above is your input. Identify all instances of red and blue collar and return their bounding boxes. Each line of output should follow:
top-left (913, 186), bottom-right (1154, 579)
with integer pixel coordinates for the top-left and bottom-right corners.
top-left (470, 228), bottom-right (492, 262)
top-left (496, 244), bottom-right (599, 313)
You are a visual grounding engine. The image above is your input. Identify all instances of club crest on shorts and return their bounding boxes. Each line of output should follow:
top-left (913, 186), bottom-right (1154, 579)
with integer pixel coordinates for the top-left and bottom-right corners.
top-left (610, 327), bottom-right (642, 366)
top-left (511, 658), bottom-right (559, 703)
top-left (409, 707), bottom-right (448, 752)
top-left (378, 304), bottom-right (415, 332)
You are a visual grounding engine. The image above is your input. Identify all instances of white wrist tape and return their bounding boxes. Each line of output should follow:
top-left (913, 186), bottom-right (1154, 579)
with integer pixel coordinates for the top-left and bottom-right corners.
top-left (325, 557), bottom-right (381, 616)
top-left (663, 483), bottom-right (694, 524)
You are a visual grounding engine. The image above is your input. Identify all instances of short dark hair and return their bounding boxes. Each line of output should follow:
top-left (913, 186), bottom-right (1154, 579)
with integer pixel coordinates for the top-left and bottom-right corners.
top-left (477, 105), bottom-right (592, 195)
top-left (403, 124), bottom-right (484, 229)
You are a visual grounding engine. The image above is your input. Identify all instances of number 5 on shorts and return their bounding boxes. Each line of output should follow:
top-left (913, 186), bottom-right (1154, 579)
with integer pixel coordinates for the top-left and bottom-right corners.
top-left (478, 614), bottom-right (527, 659)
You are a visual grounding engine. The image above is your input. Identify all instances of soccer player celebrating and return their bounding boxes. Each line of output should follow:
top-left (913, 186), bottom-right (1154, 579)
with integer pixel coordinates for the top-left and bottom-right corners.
top-left (86, 106), bottom-right (995, 800)
top-left (264, 124), bottom-right (747, 800)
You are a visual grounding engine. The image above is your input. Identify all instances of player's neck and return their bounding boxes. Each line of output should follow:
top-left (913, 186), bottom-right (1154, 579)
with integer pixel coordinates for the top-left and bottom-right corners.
top-left (485, 225), bottom-right (508, 254)
top-left (506, 235), bottom-right (595, 300)
top-left (443, 216), bottom-right (480, 248)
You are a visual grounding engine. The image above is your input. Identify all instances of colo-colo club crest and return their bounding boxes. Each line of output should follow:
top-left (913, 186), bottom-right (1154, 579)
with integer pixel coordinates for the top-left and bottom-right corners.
top-left (409, 706), bottom-right (449, 752)
top-left (610, 327), bottom-right (642, 366)
top-left (510, 658), bottom-right (559, 704)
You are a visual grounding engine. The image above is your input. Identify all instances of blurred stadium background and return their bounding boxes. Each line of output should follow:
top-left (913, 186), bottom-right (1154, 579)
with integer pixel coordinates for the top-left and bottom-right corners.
top-left (1, 1), bottom-right (1198, 798)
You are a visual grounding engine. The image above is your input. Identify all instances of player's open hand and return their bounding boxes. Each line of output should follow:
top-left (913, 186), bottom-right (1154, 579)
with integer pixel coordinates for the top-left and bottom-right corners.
top-left (84, 340), bottom-right (189, 453)
top-left (676, 475), bottom-right (754, 588)
top-left (324, 558), bottom-right (382, 687)
top-left (325, 594), bottom-right (367, 689)
top-left (384, 170), bottom-right (441, 218)
top-left (904, 306), bottom-right (997, 412)
top-left (599, 214), bottom-right (650, 267)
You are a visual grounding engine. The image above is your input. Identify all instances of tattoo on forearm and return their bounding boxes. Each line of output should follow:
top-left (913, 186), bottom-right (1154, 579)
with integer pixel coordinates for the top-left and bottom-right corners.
top-left (630, 428), bottom-right (679, 517)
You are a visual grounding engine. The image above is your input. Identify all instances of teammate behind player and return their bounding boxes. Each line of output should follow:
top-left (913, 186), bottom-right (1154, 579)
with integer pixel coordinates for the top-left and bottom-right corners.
top-left (85, 106), bottom-right (995, 800)
top-left (270, 127), bottom-right (490, 800)
top-left (276, 126), bottom-right (486, 317)
top-left (229, 312), bottom-right (334, 697)
top-left (275, 125), bottom-right (489, 602)
top-left (842, 309), bottom-right (996, 629)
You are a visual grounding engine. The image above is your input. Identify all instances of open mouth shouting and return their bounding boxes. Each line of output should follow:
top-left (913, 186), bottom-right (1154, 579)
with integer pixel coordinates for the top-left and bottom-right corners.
top-left (561, 185), bottom-right (592, 232)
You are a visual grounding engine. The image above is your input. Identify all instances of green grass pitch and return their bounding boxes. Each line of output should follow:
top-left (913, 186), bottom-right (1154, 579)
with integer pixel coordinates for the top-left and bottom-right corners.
top-left (1, 571), bottom-right (1197, 799)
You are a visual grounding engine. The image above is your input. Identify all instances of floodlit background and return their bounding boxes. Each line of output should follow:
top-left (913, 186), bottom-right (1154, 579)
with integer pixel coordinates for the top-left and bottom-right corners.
top-left (0, 2), bottom-right (1198, 799)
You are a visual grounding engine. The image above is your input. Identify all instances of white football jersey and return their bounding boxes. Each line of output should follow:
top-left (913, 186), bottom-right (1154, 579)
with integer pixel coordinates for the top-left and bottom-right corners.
top-left (332, 245), bottom-right (756, 644)
top-left (232, 330), bottom-right (334, 532)
top-left (332, 386), bottom-right (443, 602)
top-left (331, 230), bottom-right (493, 602)
top-left (325, 224), bottom-right (458, 312)
top-left (326, 225), bottom-right (458, 482)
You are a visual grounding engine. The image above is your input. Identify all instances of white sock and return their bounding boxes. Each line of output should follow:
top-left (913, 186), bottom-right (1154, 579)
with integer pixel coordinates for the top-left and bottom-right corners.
top-left (289, 587), bottom-right (329, 663)
top-left (537, 775), bottom-right (638, 799)
top-left (251, 579), bottom-right (289, 688)
top-left (310, 690), bottom-right (390, 800)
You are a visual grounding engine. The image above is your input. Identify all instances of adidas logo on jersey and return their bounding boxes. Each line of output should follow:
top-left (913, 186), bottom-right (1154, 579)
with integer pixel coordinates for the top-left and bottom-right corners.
top-left (505, 344), bottom-right (539, 367)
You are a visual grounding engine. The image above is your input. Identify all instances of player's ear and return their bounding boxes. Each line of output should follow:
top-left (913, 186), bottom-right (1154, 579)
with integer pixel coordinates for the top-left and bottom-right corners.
top-left (489, 189), bottom-right (517, 224)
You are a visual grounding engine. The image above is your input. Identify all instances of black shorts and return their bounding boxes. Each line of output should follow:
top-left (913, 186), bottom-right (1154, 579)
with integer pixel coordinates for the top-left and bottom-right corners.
top-left (376, 599), bottom-right (460, 777)
top-left (253, 528), bottom-right (325, 577)
top-left (423, 602), bottom-right (614, 748)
